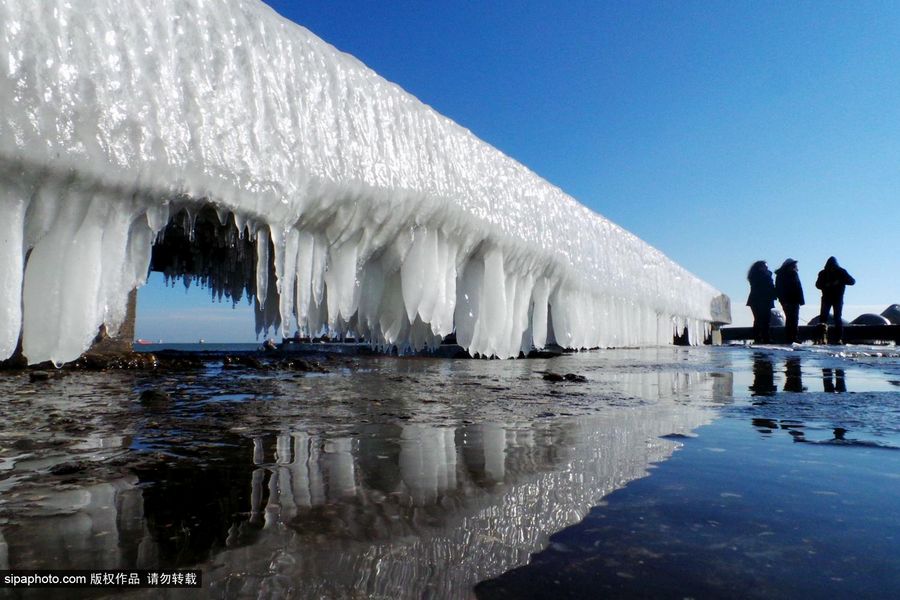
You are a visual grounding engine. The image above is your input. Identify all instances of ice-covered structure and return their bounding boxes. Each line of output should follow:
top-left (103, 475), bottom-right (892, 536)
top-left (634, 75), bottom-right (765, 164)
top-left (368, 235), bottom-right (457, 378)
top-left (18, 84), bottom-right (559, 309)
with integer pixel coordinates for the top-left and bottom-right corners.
top-left (0, 0), bottom-right (729, 365)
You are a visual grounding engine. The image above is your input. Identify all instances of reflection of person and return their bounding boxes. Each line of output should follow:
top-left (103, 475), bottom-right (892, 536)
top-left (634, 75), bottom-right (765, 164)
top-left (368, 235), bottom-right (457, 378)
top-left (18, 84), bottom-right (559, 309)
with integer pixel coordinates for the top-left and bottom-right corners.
top-left (822, 368), bottom-right (847, 393)
top-left (815, 257), bottom-right (855, 344)
top-left (783, 357), bottom-right (804, 392)
top-left (749, 354), bottom-right (777, 397)
top-left (746, 261), bottom-right (776, 344)
top-left (775, 259), bottom-right (805, 344)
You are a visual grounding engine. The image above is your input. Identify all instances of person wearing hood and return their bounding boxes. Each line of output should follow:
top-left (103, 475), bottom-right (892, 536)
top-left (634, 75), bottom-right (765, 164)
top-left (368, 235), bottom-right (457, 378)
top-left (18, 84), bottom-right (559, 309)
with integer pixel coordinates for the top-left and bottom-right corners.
top-left (815, 256), bottom-right (855, 344)
top-left (775, 259), bottom-right (805, 344)
top-left (746, 260), bottom-right (776, 344)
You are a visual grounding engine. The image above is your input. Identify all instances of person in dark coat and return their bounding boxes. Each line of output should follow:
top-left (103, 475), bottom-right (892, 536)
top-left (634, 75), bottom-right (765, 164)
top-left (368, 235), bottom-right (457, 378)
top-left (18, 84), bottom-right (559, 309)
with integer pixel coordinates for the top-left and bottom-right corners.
top-left (774, 258), bottom-right (805, 344)
top-left (746, 260), bottom-right (776, 344)
top-left (815, 256), bottom-right (855, 344)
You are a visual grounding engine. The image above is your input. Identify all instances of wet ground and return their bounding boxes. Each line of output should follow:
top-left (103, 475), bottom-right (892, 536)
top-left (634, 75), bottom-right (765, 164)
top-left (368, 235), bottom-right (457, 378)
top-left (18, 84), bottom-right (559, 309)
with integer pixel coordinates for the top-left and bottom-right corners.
top-left (0, 345), bottom-right (899, 598)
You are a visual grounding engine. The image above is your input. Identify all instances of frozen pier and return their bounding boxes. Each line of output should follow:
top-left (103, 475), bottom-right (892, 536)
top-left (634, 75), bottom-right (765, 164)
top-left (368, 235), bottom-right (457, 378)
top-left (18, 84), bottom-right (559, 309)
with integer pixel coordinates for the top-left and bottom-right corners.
top-left (0, 0), bottom-right (729, 365)
top-left (721, 325), bottom-right (900, 345)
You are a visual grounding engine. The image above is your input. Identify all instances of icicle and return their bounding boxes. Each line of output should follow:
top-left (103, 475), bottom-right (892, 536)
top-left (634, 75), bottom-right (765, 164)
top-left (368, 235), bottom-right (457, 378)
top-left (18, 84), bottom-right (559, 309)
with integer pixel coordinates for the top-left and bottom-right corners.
top-left (214, 204), bottom-right (229, 226)
top-left (530, 277), bottom-right (550, 349)
top-left (21, 192), bottom-right (108, 365)
top-left (23, 184), bottom-right (60, 251)
top-left (379, 271), bottom-right (409, 346)
top-left (401, 227), bottom-right (429, 324)
top-left (277, 228), bottom-right (300, 336)
top-left (478, 248), bottom-right (507, 357)
top-left (96, 196), bottom-right (137, 334)
top-left (453, 255), bottom-right (483, 351)
top-left (256, 227), bottom-right (270, 306)
top-left (324, 237), bottom-right (360, 325)
top-left (357, 258), bottom-right (386, 335)
top-left (294, 231), bottom-right (315, 327)
top-left (145, 202), bottom-right (170, 233)
top-left (0, 184), bottom-right (28, 360)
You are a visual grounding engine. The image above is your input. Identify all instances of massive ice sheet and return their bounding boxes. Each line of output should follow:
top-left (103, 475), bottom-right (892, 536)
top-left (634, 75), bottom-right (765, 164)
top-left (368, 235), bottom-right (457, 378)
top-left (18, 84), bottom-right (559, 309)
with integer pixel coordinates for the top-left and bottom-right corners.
top-left (0, 0), bottom-right (729, 365)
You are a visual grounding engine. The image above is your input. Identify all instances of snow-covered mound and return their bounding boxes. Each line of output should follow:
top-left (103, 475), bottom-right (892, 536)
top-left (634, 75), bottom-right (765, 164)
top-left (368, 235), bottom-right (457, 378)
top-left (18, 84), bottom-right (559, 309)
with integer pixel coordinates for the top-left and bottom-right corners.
top-left (0, 0), bottom-right (729, 365)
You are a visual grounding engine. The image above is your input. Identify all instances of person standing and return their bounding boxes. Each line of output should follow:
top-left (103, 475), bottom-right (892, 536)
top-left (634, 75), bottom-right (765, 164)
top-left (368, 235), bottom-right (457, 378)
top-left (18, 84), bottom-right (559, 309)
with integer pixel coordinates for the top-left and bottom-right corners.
top-left (775, 258), bottom-right (804, 344)
top-left (746, 260), bottom-right (776, 344)
top-left (815, 256), bottom-right (855, 344)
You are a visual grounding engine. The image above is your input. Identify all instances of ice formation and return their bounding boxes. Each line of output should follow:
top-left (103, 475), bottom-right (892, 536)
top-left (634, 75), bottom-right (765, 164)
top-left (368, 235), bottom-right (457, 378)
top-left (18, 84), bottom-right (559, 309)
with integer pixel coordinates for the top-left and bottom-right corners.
top-left (0, 0), bottom-right (729, 365)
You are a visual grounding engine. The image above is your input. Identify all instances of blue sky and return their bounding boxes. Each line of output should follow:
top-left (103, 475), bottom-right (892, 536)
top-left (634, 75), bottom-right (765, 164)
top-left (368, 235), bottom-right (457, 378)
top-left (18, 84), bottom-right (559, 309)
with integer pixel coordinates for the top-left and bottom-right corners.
top-left (137, 0), bottom-right (899, 341)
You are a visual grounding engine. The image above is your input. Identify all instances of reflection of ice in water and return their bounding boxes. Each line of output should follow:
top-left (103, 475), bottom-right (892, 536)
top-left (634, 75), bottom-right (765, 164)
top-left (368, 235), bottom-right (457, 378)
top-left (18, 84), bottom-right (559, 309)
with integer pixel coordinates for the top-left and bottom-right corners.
top-left (0, 477), bottom-right (155, 572)
top-left (0, 349), bottom-right (737, 598)
top-left (401, 426), bottom-right (458, 504)
top-left (198, 376), bottom-right (725, 598)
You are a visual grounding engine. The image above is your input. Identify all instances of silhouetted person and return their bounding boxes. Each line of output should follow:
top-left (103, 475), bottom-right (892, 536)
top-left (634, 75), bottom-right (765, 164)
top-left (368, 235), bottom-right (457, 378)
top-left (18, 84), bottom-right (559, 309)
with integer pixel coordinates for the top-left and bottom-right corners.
top-left (775, 258), bottom-right (805, 344)
top-left (746, 261), bottom-right (776, 344)
top-left (749, 354), bottom-right (776, 397)
top-left (784, 357), bottom-right (805, 392)
top-left (815, 256), bottom-right (855, 344)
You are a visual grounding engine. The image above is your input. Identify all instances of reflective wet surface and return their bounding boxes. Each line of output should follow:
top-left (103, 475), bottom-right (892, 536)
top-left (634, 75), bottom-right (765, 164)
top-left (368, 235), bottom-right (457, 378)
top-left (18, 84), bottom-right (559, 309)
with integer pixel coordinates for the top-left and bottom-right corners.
top-left (1, 346), bottom-right (899, 598)
top-left (479, 347), bottom-right (900, 599)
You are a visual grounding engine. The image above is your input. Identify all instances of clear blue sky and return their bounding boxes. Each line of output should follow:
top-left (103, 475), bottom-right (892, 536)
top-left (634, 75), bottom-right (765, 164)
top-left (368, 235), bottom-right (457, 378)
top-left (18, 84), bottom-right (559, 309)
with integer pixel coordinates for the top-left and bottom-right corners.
top-left (137, 0), bottom-right (900, 341)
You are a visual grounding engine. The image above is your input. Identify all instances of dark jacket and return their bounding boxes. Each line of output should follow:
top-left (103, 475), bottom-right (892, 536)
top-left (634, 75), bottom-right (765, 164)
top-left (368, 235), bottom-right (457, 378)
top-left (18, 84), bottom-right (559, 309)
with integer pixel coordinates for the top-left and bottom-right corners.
top-left (815, 257), bottom-right (855, 302)
top-left (775, 267), bottom-right (805, 306)
top-left (747, 267), bottom-right (776, 308)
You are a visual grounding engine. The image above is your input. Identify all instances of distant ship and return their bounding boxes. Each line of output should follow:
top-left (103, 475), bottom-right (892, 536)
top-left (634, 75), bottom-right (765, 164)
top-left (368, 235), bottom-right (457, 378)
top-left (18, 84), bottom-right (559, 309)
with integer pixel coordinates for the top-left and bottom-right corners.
top-left (135, 339), bottom-right (154, 346)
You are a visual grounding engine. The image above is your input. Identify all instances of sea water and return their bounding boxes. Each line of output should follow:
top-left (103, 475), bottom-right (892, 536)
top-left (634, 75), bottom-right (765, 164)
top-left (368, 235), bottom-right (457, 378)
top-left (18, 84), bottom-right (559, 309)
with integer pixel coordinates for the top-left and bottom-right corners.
top-left (0, 345), bottom-right (898, 598)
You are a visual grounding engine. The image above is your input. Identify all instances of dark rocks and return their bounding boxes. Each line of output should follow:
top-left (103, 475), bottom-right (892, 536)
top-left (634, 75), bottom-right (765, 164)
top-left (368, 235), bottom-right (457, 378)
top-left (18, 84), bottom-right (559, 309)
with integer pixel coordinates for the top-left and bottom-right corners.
top-left (28, 371), bottom-right (51, 382)
top-left (284, 358), bottom-right (313, 371)
top-left (70, 352), bottom-right (161, 370)
top-left (84, 354), bottom-right (114, 369)
top-left (0, 352), bottom-right (28, 370)
top-left (6, 348), bottom-right (342, 374)
top-left (159, 356), bottom-right (201, 369)
top-left (49, 462), bottom-right (88, 476)
top-left (223, 355), bottom-right (265, 369)
top-left (543, 372), bottom-right (587, 383)
top-left (11, 438), bottom-right (35, 451)
top-left (280, 358), bottom-right (328, 373)
top-left (140, 389), bottom-right (171, 407)
top-left (240, 356), bottom-right (264, 369)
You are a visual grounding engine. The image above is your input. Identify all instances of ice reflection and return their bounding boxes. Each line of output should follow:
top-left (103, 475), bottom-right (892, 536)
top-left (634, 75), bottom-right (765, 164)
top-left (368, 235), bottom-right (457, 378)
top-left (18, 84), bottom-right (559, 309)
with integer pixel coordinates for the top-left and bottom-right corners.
top-left (202, 415), bottom-right (716, 597)
top-left (185, 379), bottom-right (729, 597)
top-left (0, 349), bottom-right (734, 598)
top-left (0, 477), bottom-right (153, 571)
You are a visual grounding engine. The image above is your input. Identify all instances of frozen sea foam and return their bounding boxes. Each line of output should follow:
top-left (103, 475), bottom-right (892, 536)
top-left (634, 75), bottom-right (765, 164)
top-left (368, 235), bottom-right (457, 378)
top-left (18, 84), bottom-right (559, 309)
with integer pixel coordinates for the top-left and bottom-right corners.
top-left (0, 0), bottom-right (729, 365)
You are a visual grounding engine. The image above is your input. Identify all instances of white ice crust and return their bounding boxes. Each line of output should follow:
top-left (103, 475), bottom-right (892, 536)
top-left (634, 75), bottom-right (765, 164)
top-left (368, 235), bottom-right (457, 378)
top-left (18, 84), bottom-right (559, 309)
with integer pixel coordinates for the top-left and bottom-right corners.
top-left (0, 0), bottom-right (729, 365)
